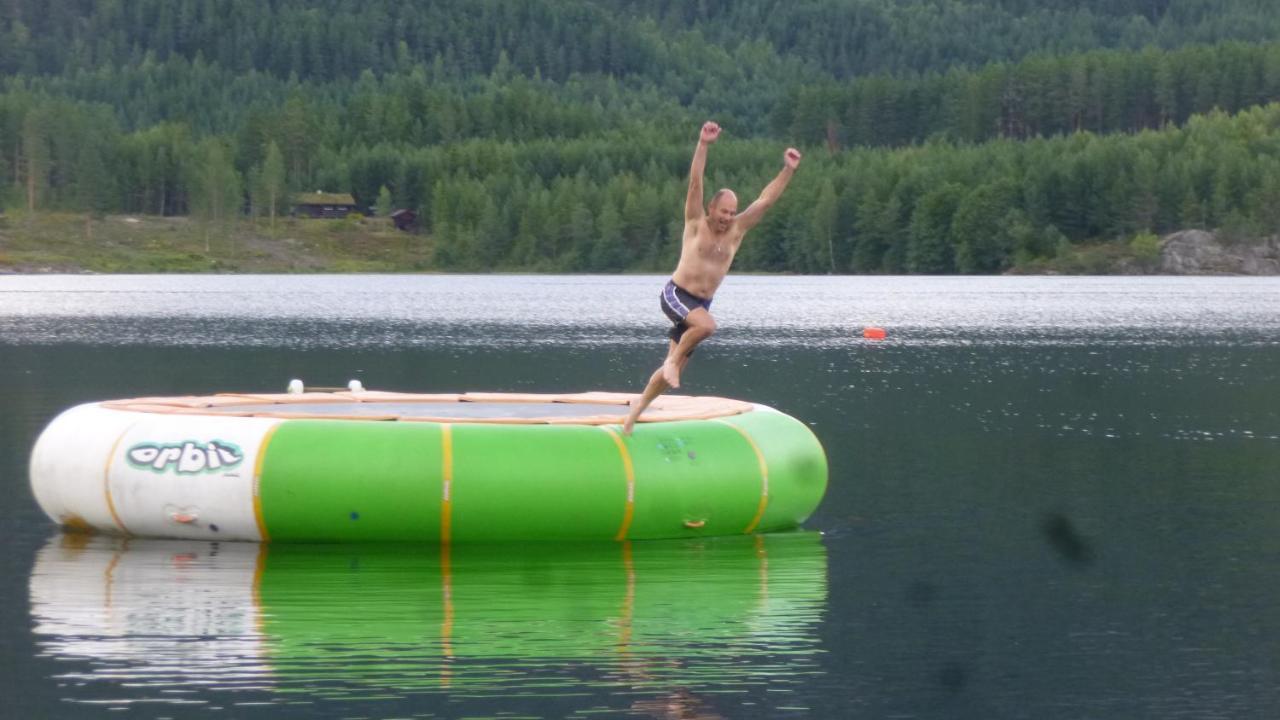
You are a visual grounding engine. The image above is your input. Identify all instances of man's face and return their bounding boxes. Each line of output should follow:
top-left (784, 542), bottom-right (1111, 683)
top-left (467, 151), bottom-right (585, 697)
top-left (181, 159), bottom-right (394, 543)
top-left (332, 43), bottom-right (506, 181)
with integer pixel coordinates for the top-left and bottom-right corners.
top-left (709, 193), bottom-right (737, 233)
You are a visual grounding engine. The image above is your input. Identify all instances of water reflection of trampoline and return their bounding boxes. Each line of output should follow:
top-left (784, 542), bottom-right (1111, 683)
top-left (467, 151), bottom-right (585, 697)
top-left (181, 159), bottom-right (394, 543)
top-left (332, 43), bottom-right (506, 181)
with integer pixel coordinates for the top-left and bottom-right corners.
top-left (30, 534), bottom-right (827, 712)
top-left (31, 391), bottom-right (828, 543)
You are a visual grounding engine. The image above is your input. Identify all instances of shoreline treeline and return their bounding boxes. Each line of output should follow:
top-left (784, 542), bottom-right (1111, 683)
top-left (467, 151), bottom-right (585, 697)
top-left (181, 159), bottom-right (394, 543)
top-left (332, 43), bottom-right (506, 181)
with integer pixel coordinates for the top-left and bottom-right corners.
top-left (2, 1), bottom-right (1280, 273)
top-left (6, 100), bottom-right (1276, 274)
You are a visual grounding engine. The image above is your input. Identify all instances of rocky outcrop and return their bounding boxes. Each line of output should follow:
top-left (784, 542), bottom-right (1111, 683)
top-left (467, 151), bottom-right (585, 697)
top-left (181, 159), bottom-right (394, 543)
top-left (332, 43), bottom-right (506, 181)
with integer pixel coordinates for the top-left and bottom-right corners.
top-left (1159, 230), bottom-right (1280, 275)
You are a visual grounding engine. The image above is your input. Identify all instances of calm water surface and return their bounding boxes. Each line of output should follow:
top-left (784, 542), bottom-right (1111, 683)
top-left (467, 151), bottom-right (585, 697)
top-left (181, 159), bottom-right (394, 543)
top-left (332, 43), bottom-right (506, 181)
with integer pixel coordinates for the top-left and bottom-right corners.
top-left (2, 274), bottom-right (1279, 719)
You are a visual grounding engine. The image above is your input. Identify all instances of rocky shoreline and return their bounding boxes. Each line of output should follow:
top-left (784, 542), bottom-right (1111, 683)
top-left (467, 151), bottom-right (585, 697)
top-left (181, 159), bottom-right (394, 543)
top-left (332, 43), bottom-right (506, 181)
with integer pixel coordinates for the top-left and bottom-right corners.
top-left (1159, 230), bottom-right (1280, 275)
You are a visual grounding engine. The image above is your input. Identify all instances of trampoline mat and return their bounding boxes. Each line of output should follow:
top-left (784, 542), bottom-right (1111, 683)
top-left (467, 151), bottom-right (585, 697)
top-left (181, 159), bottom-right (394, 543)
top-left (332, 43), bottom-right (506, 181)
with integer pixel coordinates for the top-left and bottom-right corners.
top-left (203, 401), bottom-right (631, 419)
top-left (98, 391), bottom-right (756, 424)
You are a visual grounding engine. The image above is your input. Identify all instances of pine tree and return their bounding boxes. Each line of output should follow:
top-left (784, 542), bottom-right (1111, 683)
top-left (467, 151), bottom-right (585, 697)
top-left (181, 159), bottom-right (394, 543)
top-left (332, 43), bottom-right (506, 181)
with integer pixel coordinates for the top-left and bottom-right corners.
top-left (565, 202), bottom-right (596, 270)
top-left (21, 107), bottom-right (49, 213)
top-left (258, 141), bottom-right (287, 233)
top-left (375, 184), bottom-right (393, 219)
top-left (810, 179), bottom-right (839, 273)
top-left (189, 139), bottom-right (243, 252)
top-left (1179, 187), bottom-right (1205, 230)
top-left (907, 183), bottom-right (963, 274)
top-left (1129, 149), bottom-right (1160, 233)
top-left (953, 181), bottom-right (1019, 274)
top-left (851, 190), bottom-right (897, 273)
top-left (591, 202), bottom-right (625, 271)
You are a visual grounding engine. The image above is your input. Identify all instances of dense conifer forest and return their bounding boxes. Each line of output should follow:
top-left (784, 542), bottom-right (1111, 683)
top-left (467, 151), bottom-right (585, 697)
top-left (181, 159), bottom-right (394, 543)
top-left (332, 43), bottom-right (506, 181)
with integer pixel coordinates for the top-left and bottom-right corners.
top-left (2, 0), bottom-right (1279, 272)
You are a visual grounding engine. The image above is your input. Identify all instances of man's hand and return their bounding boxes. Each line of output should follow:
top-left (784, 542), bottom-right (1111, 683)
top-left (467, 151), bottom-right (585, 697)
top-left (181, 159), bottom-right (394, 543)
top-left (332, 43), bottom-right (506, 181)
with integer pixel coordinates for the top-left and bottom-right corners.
top-left (784, 148), bottom-right (802, 170)
top-left (700, 121), bottom-right (721, 145)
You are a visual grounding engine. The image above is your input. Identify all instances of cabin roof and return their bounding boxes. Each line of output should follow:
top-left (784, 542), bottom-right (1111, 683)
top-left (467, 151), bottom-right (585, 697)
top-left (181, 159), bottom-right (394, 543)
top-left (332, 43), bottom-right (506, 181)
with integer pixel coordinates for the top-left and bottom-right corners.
top-left (293, 191), bottom-right (357, 206)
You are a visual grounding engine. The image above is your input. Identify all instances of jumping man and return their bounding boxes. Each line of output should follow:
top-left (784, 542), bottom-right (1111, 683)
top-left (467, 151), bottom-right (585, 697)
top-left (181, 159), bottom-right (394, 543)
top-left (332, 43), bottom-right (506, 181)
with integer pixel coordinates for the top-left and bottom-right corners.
top-left (622, 121), bottom-right (802, 434)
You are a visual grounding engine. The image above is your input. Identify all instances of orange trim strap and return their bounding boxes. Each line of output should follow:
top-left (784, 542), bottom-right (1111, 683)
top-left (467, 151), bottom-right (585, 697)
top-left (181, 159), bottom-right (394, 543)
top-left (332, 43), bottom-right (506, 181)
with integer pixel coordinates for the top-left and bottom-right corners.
top-left (103, 427), bottom-right (134, 535)
top-left (252, 543), bottom-right (268, 635)
top-left (441, 424), bottom-right (454, 544)
top-left (601, 427), bottom-right (636, 541)
top-left (253, 424), bottom-right (281, 542)
top-left (104, 547), bottom-right (124, 611)
top-left (617, 541), bottom-right (635, 652)
top-left (715, 420), bottom-right (770, 533)
top-left (441, 542), bottom-right (455, 664)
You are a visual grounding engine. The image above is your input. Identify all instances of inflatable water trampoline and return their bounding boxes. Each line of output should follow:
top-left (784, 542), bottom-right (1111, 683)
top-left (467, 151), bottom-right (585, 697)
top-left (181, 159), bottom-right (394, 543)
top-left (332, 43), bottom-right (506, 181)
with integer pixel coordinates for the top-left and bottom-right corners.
top-left (30, 388), bottom-right (827, 542)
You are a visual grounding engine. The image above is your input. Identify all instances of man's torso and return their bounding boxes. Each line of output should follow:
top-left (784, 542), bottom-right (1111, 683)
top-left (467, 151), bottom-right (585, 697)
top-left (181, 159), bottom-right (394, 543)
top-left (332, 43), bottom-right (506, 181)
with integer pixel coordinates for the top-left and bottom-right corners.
top-left (670, 219), bottom-right (744, 299)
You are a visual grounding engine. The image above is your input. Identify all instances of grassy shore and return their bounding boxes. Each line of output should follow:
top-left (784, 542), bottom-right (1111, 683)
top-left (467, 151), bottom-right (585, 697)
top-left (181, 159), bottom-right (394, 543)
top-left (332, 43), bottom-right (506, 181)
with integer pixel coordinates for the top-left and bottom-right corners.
top-left (0, 211), bottom-right (434, 273)
top-left (0, 209), bottom-right (1167, 275)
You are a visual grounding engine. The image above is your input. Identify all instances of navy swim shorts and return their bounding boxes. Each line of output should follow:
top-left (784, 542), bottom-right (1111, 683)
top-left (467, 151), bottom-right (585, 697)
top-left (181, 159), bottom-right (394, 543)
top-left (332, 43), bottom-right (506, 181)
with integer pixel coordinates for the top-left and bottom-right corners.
top-left (659, 279), bottom-right (714, 344)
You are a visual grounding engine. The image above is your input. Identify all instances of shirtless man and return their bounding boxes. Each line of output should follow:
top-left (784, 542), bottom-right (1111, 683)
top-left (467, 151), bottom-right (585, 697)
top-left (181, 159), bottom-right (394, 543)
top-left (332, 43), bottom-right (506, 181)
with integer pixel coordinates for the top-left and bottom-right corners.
top-left (622, 121), bottom-right (801, 434)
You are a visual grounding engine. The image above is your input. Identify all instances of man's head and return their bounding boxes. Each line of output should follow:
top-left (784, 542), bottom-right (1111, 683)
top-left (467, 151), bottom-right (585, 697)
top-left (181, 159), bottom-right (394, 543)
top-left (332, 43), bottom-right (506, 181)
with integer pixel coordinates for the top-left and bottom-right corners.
top-left (707, 188), bottom-right (738, 233)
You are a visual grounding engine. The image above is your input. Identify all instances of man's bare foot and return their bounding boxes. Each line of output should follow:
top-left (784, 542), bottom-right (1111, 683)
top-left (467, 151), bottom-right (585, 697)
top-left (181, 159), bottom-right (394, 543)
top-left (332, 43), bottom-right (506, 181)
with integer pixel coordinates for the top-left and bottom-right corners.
top-left (622, 415), bottom-right (636, 435)
top-left (661, 359), bottom-right (681, 388)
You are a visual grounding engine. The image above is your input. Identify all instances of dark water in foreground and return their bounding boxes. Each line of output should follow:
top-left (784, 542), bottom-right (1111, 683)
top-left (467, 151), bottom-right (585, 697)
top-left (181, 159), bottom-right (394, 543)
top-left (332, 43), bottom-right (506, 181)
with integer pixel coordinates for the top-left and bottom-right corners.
top-left (2, 275), bottom-right (1279, 719)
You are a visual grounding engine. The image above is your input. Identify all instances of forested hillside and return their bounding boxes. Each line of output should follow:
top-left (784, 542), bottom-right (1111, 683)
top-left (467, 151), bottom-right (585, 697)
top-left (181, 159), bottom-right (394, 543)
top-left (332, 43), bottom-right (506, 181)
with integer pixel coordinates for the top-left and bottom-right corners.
top-left (2, 0), bottom-right (1280, 273)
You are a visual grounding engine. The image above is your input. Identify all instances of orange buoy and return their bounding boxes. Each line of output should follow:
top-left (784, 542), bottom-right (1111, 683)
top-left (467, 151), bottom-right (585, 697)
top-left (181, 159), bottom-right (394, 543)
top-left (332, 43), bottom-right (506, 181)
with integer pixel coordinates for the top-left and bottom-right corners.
top-left (863, 326), bottom-right (886, 340)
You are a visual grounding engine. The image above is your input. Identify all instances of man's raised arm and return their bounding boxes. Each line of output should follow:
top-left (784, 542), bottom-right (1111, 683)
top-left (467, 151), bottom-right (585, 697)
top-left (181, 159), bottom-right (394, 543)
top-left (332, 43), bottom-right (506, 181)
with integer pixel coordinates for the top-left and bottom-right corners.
top-left (736, 148), bottom-right (802, 231)
top-left (686, 121), bottom-right (720, 221)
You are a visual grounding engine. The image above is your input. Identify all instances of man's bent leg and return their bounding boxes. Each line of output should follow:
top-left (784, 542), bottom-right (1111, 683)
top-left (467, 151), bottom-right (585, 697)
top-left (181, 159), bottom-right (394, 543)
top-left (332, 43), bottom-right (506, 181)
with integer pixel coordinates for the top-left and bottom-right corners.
top-left (661, 308), bottom-right (715, 388)
top-left (622, 366), bottom-right (667, 435)
top-left (623, 349), bottom-right (696, 435)
top-left (624, 341), bottom-right (681, 435)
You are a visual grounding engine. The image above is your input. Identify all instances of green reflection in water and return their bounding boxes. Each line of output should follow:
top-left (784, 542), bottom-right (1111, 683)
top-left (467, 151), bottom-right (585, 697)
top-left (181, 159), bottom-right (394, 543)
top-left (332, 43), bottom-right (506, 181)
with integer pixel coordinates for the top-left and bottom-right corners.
top-left (260, 535), bottom-right (828, 697)
top-left (31, 533), bottom-right (827, 708)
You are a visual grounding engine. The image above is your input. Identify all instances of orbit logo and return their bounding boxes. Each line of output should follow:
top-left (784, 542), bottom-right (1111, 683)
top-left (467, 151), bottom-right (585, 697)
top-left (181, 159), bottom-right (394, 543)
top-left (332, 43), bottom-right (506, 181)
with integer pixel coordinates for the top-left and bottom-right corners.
top-left (126, 440), bottom-right (244, 475)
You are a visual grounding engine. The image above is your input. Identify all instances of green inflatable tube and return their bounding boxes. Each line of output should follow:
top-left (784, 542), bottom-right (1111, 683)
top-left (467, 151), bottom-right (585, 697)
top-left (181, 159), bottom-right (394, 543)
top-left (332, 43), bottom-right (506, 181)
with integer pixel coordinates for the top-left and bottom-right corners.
top-left (259, 408), bottom-right (826, 542)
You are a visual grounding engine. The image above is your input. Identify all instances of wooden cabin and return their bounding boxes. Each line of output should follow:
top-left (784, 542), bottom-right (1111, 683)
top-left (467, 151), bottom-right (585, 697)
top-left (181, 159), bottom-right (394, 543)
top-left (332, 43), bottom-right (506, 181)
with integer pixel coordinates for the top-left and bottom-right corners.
top-left (390, 208), bottom-right (418, 232)
top-left (291, 192), bottom-right (359, 219)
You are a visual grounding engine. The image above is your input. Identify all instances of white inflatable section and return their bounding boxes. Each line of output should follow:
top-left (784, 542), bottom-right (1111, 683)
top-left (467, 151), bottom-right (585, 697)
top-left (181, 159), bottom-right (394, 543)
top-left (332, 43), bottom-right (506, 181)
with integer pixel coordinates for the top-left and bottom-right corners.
top-left (31, 405), bottom-right (281, 541)
top-left (30, 403), bottom-right (140, 533)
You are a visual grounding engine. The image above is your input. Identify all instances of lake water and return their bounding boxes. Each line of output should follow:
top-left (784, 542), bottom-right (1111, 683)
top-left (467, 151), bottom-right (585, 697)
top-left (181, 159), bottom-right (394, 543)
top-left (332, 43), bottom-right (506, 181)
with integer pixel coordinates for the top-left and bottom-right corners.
top-left (2, 274), bottom-right (1279, 719)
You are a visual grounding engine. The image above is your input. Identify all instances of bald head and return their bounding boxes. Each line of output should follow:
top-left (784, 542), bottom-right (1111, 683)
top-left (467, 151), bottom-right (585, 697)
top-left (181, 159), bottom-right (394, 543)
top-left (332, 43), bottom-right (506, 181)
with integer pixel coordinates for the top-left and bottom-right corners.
top-left (707, 188), bottom-right (738, 233)
top-left (708, 188), bottom-right (737, 211)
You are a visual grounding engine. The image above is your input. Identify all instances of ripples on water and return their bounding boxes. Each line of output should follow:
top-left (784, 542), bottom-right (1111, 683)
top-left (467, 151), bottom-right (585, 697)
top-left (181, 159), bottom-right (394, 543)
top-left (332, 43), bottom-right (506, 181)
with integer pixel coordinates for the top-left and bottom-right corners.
top-left (5, 274), bottom-right (1280, 719)
top-left (2, 275), bottom-right (1279, 348)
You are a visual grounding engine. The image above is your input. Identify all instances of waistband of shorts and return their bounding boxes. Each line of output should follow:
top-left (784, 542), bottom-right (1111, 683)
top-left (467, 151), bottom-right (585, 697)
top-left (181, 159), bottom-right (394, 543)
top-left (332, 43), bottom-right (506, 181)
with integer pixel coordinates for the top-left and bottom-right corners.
top-left (666, 278), bottom-right (711, 303)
